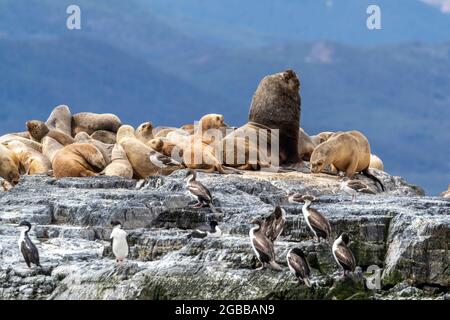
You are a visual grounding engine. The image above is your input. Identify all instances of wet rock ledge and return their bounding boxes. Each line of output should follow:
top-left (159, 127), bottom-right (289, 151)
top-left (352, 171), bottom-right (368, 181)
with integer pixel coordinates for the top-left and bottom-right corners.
top-left (0, 170), bottom-right (448, 300)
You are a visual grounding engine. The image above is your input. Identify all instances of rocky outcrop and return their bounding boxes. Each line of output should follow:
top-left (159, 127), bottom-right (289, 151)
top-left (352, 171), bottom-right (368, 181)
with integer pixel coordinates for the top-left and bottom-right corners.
top-left (0, 170), bottom-right (448, 300)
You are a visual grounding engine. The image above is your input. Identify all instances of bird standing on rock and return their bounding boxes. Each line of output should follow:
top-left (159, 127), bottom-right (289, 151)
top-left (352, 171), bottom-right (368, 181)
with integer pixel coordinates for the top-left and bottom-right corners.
top-left (300, 195), bottom-right (331, 243)
top-left (249, 218), bottom-right (282, 271)
top-left (110, 220), bottom-right (129, 263)
top-left (332, 233), bottom-right (356, 276)
top-left (287, 248), bottom-right (312, 287)
top-left (17, 220), bottom-right (41, 268)
top-left (261, 206), bottom-right (286, 242)
top-left (339, 178), bottom-right (376, 203)
top-left (184, 169), bottom-right (221, 217)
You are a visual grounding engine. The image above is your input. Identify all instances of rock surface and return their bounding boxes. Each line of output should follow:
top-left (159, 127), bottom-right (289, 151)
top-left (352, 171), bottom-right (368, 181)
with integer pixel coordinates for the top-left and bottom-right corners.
top-left (0, 169), bottom-right (448, 300)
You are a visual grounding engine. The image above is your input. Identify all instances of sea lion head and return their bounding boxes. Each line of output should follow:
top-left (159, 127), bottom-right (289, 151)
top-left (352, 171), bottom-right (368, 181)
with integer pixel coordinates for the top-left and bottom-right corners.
top-left (136, 121), bottom-right (153, 136)
top-left (26, 120), bottom-right (49, 141)
top-left (148, 138), bottom-right (164, 152)
top-left (116, 125), bottom-right (135, 143)
top-left (310, 144), bottom-right (332, 174)
top-left (199, 114), bottom-right (224, 131)
top-left (0, 151), bottom-right (20, 185)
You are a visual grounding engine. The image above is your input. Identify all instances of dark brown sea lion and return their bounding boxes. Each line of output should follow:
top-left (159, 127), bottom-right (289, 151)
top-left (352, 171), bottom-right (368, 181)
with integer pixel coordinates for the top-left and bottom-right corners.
top-left (248, 70), bottom-right (302, 166)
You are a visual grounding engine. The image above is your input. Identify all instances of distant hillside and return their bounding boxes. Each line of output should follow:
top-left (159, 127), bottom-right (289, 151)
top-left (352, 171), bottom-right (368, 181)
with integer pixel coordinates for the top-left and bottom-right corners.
top-left (0, 0), bottom-right (449, 195)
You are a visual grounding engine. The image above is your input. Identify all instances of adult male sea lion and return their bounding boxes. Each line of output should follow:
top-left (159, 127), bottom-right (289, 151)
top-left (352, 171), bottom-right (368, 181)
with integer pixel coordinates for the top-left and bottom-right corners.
top-left (310, 131), bottom-right (384, 191)
top-left (248, 70), bottom-right (302, 166)
top-left (52, 143), bottom-right (106, 178)
top-left (72, 112), bottom-right (122, 136)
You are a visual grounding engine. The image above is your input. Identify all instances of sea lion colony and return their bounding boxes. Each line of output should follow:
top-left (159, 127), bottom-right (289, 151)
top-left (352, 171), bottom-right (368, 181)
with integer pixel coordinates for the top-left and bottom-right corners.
top-left (5, 69), bottom-right (437, 286)
top-left (0, 70), bottom-right (387, 190)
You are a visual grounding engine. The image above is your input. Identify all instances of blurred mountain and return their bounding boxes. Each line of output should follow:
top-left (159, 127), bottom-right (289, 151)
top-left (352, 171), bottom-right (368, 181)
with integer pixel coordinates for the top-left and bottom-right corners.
top-left (0, 0), bottom-right (449, 195)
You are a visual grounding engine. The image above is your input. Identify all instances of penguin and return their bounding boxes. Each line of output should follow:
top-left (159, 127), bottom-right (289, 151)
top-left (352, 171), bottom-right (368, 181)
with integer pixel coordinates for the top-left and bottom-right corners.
top-left (184, 169), bottom-right (221, 215)
top-left (332, 233), bottom-right (356, 276)
top-left (188, 220), bottom-right (222, 239)
top-left (110, 220), bottom-right (129, 263)
top-left (17, 220), bottom-right (40, 268)
top-left (287, 248), bottom-right (312, 287)
top-left (301, 195), bottom-right (331, 243)
top-left (249, 218), bottom-right (282, 271)
top-left (339, 178), bottom-right (376, 203)
top-left (261, 206), bottom-right (286, 242)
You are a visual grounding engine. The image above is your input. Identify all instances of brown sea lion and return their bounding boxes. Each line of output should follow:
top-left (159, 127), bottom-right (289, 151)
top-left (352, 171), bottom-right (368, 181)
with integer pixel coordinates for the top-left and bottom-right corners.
top-left (0, 134), bottom-right (42, 153)
top-left (42, 136), bottom-right (64, 164)
top-left (3, 140), bottom-right (51, 175)
top-left (441, 185), bottom-right (450, 198)
top-left (103, 144), bottom-right (133, 178)
top-left (298, 128), bottom-right (315, 161)
top-left (45, 105), bottom-right (72, 135)
top-left (117, 125), bottom-right (182, 178)
top-left (135, 122), bottom-right (154, 144)
top-left (369, 154), bottom-right (384, 171)
top-left (52, 143), bottom-right (106, 178)
top-left (90, 130), bottom-right (117, 144)
top-left (74, 132), bottom-right (113, 164)
top-left (0, 144), bottom-right (21, 185)
top-left (148, 138), bottom-right (182, 159)
top-left (72, 112), bottom-right (122, 136)
top-left (248, 70), bottom-right (301, 166)
top-left (26, 120), bottom-right (75, 146)
top-left (154, 127), bottom-right (177, 139)
top-left (310, 131), bottom-right (384, 190)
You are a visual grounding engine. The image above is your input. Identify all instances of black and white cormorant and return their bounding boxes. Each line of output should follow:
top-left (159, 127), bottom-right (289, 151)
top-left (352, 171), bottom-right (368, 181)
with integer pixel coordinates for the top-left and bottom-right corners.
top-left (249, 218), bottom-right (282, 271)
top-left (332, 233), bottom-right (356, 276)
top-left (287, 248), bottom-right (312, 287)
top-left (301, 195), bottom-right (332, 243)
top-left (17, 220), bottom-right (40, 268)
top-left (185, 169), bottom-right (221, 215)
top-left (188, 220), bottom-right (222, 239)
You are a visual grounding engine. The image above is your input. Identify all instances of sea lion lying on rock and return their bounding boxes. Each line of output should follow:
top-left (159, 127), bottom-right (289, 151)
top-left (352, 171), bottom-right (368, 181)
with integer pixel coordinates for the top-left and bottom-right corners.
top-left (310, 130), bottom-right (384, 190)
top-left (369, 154), bottom-right (384, 171)
top-left (0, 134), bottom-right (42, 153)
top-left (103, 144), bottom-right (133, 179)
top-left (441, 185), bottom-right (450, 198)
top-left (52, 143), bottom-right (106, 178)
top-left (26, 120), bottom-right (75, 146)
top-left (74, 132), bottom-right (113, 164)
top-left (3, 140), bottom-right (51, 175)
top-left (42, 136), bottom-right (63, 164)
top-left (72, 112), bottom-right (122, 136)
top-left (90, 130), bottom-right (117, 144)
top-left (0, 144), bottom-right (21, 185)
top-left (117, 125), bottom-right (182, 178)
top-left (248, 69), bottom-right (302, 167)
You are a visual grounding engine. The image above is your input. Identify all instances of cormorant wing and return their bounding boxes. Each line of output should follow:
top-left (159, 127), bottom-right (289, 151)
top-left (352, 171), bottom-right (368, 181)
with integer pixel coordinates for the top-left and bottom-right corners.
top-left (308, 208), bottom-right (331, 239)
top-left (20, 241), bottom-right (31, 268)
top-left (188, 181), bottom-right (212, 202)
top-left (334, 245), bottom-right (356, 271)
top-left (346, 180), bottom-right (375, 194)
top-left (262, 207), bottom-right (285, 242)
top-left (26, 237), bottom-right (40, 266)
top-left (252, 234), bottom-right (275, 262)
